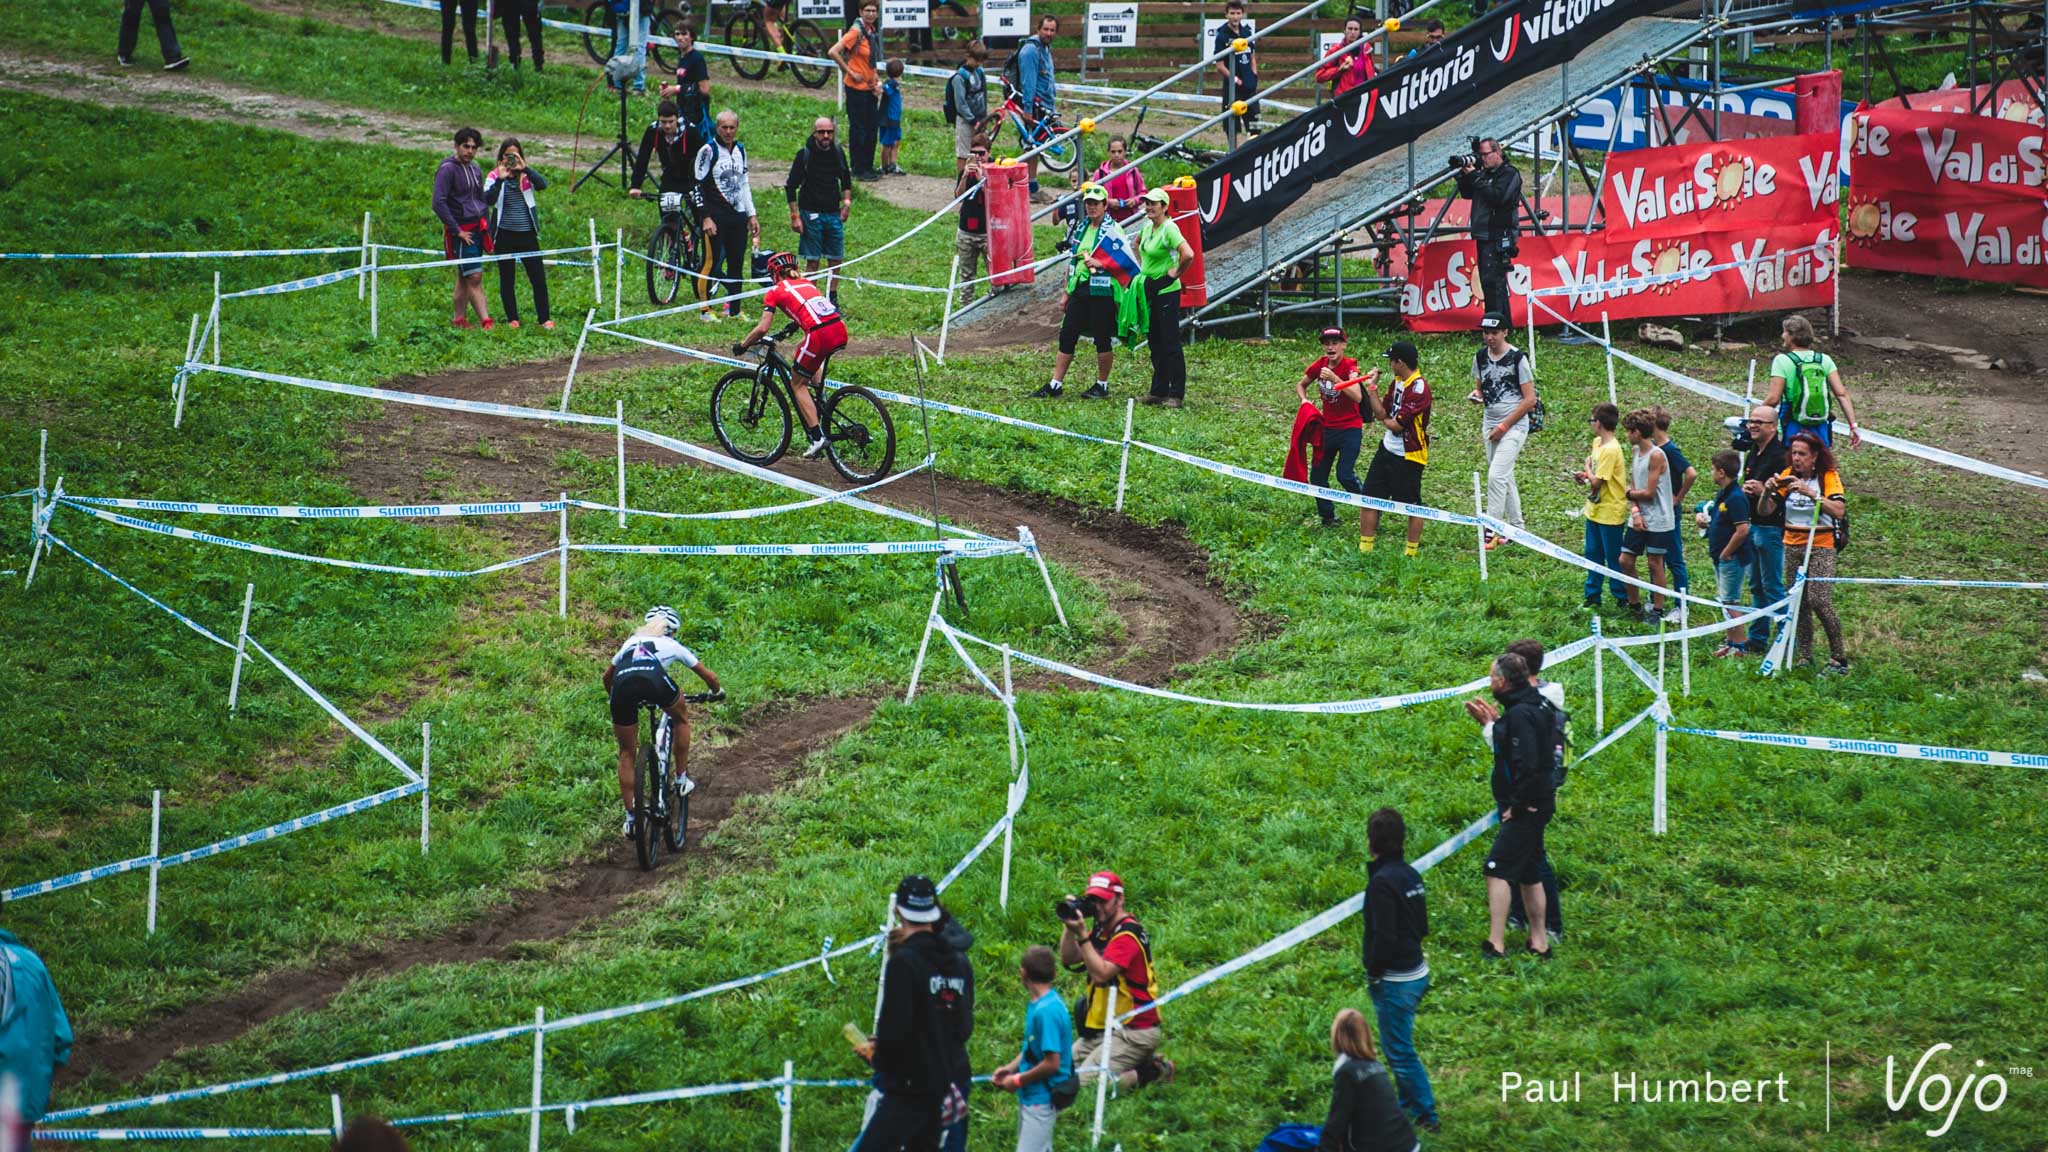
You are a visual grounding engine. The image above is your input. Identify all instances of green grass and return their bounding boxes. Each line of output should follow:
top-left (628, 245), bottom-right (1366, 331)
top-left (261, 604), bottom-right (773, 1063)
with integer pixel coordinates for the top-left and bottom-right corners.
top-left (4, 80), bottom-right (2046, 1152)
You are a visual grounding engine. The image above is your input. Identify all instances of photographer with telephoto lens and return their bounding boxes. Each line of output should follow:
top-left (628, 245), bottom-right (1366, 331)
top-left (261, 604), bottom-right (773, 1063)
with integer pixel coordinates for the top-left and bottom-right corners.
top-left (1056, 871), bottom-right (1175, 1093)
top-left (1452, 138), bottom-right (1521, 323)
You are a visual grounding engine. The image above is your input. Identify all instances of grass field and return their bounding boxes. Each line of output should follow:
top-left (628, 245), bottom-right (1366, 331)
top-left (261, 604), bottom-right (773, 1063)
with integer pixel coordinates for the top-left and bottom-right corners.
top-left (2, 51), bottom-right (2046, 1152)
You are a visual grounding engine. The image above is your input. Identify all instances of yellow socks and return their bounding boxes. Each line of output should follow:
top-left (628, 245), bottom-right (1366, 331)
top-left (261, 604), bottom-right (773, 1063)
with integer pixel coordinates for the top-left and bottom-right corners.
top-left (1359, 535), bottom-right (1375, 553)
top-left (1404, 541), bottom-right (1420, 557)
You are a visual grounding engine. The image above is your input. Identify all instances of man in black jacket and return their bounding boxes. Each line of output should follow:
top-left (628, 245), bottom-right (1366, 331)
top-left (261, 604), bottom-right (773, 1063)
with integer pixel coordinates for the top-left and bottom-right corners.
top-left (627, 100), bottom-right (698, 200)
top-left (1468, 651), bottom-right (1553, 959)
top-left (852, 875), bottom-right (973, 1152)
top-left (1361, 807), bottom-right (1439, 1135)
top-left (785, 116), bottom-right (855, 304)
top-left (1453, 138), bottom-right (1520, 323)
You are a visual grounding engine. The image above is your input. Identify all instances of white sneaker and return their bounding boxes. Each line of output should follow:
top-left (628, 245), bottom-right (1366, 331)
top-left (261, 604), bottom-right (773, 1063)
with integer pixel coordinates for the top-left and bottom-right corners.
top-left (677, 772), bottom-right (697, 796)
top-left (621, 812), bottom-right (637, 840)
top-left (801, 435), bottom-right (829, 459)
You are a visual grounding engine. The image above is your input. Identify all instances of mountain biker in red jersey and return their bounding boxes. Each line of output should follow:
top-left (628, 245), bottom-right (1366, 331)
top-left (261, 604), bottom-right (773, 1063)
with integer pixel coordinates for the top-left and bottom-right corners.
top-left (734, 251), bottom-right (847, 459)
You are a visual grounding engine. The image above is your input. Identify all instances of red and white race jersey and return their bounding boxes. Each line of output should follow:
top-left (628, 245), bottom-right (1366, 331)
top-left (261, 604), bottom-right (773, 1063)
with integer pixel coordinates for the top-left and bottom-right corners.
top-left (762, 277), bottom-right (842, 333)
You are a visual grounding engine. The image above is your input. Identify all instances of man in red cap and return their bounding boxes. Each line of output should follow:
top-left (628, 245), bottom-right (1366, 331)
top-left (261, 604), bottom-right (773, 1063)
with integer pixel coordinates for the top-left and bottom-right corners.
top-left (1056, 870), bottom-right (1174, 1092)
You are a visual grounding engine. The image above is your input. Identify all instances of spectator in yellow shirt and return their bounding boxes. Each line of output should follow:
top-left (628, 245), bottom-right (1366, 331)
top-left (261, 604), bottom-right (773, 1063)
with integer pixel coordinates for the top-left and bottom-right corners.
top-left (1573, 402), bottom-right (1628, 609)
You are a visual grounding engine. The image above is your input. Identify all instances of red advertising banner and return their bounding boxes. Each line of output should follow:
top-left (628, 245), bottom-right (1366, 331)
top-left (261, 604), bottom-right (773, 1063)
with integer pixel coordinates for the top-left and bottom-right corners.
top-left (1793, 71), bottom-right (1843, 137)
top-left (1876, 80), bottom-right (2045, 127)
top-left (1402, 222), bottom-right (1837, 331)
top-left (1845, 107), bottom-right (2048, 287)
top-left (1599, 131), bottom-right (1841, 239)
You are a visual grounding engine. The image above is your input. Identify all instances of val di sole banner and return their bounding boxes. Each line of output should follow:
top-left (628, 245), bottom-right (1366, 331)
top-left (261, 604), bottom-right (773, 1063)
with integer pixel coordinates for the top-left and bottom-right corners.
top-left (1401, 222), bottom-right (1837, 331)
top-left (1844, 107), bottom-right (2048, 287)
top-left (1192, 0), bottom-right (1667, 250)
top-left (1600, 131), bottom-right (1842, 239)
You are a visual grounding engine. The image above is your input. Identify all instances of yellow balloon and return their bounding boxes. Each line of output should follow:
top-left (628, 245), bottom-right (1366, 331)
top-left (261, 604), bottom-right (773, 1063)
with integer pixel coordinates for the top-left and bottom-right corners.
top-left (1384, 17), bottom-right (1401, 31)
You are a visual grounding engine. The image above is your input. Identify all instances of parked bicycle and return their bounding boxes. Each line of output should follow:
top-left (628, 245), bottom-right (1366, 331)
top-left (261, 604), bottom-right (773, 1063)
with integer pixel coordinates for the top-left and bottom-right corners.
top-left (582, 0), bottom-right (692, 73)
top-left (646, 191), bottom-right (706, 306)
top-left (721, 0), bottom-right (833, 88)
top-left (985, 80), bottom-right (1079, 175)
top-left (712, 325), bottom-right (896, 484)
top-left (632, 689), bottom-right (718, 871)
top-left (1126, 102), bottom-right (1229, 168)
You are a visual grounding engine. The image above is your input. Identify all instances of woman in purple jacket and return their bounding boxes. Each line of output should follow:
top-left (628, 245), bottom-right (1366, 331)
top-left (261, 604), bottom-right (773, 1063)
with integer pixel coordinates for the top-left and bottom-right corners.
top-left (433, 127), bottom-right (495, 330)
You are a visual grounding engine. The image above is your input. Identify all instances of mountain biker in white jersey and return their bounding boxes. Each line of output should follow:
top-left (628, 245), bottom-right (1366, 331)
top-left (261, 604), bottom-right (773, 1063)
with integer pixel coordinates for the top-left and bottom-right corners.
top-left (604, 605), bottom-right (722, 839)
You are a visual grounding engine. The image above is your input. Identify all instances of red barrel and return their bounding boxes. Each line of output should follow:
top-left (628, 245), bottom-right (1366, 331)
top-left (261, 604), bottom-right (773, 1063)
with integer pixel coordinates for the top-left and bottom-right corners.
top-left (986, 160), bottom-right (1036, 287)
top-left (1166, 183), bottom-right (1207, 308)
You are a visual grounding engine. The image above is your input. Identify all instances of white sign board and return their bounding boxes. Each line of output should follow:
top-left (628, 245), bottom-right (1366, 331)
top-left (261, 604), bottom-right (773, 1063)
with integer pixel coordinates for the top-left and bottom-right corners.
top-left (1200, 17), bottom-right (1255, 53)
top-left (982, 0), bottom-right (1029, 39)
top-left (1086, 3), bottom-right (1138, 49)
top-left (882, 0), bottom-right (928, 29)
top-left (1318, 32), bottom-right (1349, 58)
top-left (797, 0), bottom-right (838, 21)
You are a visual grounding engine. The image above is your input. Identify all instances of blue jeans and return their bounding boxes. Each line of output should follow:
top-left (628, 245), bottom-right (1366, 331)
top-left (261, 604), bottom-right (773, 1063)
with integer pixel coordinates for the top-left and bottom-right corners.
top-left (1310, 425), bottom-right (1364, 524)
top-left (1665, 531), bottom-right (1690, 596)
top-left (1368, 975), bottom-right (1437, 1126)
top-left (1783, 416), bottom-right (1832, 446)
top-left (1747, 524), bottom-right (1785, 647)
top-left (1582, 518), bottom-right (1626, 603)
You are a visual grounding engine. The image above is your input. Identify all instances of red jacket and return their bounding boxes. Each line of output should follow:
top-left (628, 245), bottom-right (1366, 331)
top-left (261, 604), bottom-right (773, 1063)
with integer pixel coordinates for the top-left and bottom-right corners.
top-left (1284, 401), bottom-right (1324, 483)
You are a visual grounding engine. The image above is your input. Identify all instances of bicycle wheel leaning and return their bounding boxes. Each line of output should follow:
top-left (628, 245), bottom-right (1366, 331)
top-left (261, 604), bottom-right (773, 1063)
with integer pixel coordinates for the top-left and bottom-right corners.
top-left (787, 18), bottom-right (832, 88)
top-left (820, 385), bottom-right (896, 484)
top-left (1036, 126), bottom-right (1079, 175)
top-left (582, 0), bottom-right (616, 64)
top-left (711, 369), bottom-right (794, 465)
top-left (634, 736), bottom-right (659, 871)
top-left (646, 6), bottom-right (686, 74)
top-left (723, 3), bottom-right (771, 80)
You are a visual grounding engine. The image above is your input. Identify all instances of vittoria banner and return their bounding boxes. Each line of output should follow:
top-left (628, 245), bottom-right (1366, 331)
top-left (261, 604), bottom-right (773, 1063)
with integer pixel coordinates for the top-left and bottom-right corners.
top-left (1845, 107), bottom-right (2048, 287)
top-left (1599, 131), bottom-right (1841, 239)
top-left (1402, 222), bottom-right (1837, 331)
top-left (1192, 0), bottom-right (1666, 249)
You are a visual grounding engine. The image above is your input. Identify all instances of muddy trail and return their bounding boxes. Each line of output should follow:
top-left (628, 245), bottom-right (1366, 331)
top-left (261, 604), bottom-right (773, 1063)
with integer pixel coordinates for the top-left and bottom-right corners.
top-left (61, 347), bottom-right (1240, 1089)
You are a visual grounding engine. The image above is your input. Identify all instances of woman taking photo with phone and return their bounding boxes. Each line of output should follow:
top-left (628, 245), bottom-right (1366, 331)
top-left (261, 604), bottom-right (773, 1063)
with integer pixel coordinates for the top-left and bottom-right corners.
top-left (1756, 432), bottom-right (1848, 675)
top-left (484, 138), bottom-right (553, 330)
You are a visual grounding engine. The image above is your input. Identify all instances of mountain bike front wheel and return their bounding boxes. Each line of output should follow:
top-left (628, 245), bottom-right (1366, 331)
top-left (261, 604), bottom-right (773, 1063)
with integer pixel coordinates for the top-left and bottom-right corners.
top-left (633, 739), bottom-right (659, 871)
top-left (724, 5), bottom-right (771, 80)
top-left (711, 369), bottom-right (794, 465)
top-left (788, 19), bottom-right (832, 88)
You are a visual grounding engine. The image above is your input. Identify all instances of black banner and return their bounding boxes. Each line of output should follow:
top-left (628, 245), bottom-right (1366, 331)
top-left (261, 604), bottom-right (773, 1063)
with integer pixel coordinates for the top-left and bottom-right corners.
top-left (1195, 0), bottom-right (1666, 250)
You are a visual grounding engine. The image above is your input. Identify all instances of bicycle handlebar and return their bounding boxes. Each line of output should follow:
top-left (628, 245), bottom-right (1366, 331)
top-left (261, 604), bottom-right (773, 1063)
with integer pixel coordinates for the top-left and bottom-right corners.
top-left (682, 690), bottom-right (724, 704)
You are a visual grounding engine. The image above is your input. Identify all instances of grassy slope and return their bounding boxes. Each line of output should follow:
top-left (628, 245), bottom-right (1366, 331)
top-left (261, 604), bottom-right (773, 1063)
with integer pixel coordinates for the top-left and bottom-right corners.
top-left (2, 73), bottom-right (2045, 1152)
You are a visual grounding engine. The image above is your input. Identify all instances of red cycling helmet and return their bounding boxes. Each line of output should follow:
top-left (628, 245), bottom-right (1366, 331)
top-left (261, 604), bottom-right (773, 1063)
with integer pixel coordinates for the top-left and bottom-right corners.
top-left (765, 251), bottom-right (800, 280)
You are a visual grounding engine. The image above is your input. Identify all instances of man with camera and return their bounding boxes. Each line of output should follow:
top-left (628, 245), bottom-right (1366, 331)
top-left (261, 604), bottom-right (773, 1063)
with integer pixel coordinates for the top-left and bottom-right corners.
top-left (1734, 403), bottom-right (1789, 653)
top-left (1057, 871), bottom-right (1175, 1093)
top-left (1453, 138), bottom-right (1521, 324)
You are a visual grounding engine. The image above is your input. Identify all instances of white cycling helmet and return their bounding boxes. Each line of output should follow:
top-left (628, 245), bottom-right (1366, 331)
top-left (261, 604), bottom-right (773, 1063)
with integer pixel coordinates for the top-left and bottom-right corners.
top-left (645, 605), bottom-right (681, 635)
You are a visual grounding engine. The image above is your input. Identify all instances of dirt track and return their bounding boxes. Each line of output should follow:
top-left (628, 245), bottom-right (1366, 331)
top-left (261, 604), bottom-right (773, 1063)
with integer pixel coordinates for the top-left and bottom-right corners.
top-left (59, 345), bottom-right (1242, 1088)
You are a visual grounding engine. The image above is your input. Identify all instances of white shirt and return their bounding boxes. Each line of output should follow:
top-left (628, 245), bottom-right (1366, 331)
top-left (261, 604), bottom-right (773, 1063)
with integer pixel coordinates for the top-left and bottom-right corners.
top-left (611, 634), bottom-right (700, 674)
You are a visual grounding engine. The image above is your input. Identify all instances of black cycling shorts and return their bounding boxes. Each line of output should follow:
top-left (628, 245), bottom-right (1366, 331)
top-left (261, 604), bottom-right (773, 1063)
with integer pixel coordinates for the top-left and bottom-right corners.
top-left (609, 668), bottom-right (680, 726)
top-left (1058, 290), bottom-right (1116, 355)
top-left (1484, 813), bottom-right (1548, 887)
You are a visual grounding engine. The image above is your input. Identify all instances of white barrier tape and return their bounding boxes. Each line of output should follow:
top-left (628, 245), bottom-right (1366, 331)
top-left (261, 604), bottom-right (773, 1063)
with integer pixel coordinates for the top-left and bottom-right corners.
top-left (617, 425), bottom-right (996, 542)
top-left (1574, 701), bottom-right (1657, 765)
top-left (3, 487), bottom-right (33, 500)
top-left (1603, 599), bottom-right (1785, 648)
top-left (1667, 725), bottom-right (2048, 770)
top-left (1809, 575), bottom-right (2048, 589)
top-left (2, 852), bottom-right (158, 904)
top-left (32, 1129), bottom-right (334, 1141)
top-left (1130, 439), bottom-right (1482, 527)
top-left (62, 501), bottom-right (561, 580)
top-left (243, 636), bottom-right (425, 784)
top-left (2, 247), bottom-right (362, 261)
top-left (569, 457), bottom-right (931, 520)
top-left (364, 243), bottom-right (618, 276)
top-left (220, 267), bottom-right (363, 299)
top-left (157, 780), bottom-right (427, 869)
top-left (1478, 512), bottom-right (1738, 612)
top-left (570, 539), bottom-right (1023, 557)
top-left (935, 807), bottom-right (1014, 894)
top-left (183, 363), bottom-right (621, 427)
top-left (934, 615), bottom-right (1008, 701)
top-left (69, 496), bottom-right (566, 520)
top-left (938, 615), bottom-right (1601, 714)
top-left (371, 244), bottom-right (443, 256)
top-left (43, 535), bottom-right (236, 650)
top-left (1602, 639), bottom-right (1662, 694)
top-left (1539, 303), bottom-right (2048, 494)
top-left (1122, 808), bottom-right (1500, 1024)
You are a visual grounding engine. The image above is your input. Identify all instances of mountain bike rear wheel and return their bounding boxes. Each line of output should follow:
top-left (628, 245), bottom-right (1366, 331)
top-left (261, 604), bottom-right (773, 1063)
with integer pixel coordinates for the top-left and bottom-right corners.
top-left (646, 6), bottom-right (685, 74)
top-left (788, 19), bottom-right (832, 88)
top-left (634, 739), bottom-right (659, 871)
top-left (664, 776), bottom-right (689, 851)
top-left (724, 5), bottom-right (771, 80)
top-left (711, 369), bottom-right (794, 465)
top-left (821, 385), bottom-right (896, 484)
top-left (582, 0), bottom-right (616, 65)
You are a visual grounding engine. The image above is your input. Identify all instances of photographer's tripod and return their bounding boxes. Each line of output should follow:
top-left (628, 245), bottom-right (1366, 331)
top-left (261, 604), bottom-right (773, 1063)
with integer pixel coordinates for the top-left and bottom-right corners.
top-left (576, 55), bottom-right (638, 193)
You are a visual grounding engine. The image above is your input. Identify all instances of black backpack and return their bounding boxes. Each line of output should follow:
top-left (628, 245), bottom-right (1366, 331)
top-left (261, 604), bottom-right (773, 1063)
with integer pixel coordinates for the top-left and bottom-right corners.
top-left (1001, 47), bottom-right (1026, 102)
top-left (1538, 695), bottom-right (1570, 790)
top-left (943, 70), bottom-right (961, 124)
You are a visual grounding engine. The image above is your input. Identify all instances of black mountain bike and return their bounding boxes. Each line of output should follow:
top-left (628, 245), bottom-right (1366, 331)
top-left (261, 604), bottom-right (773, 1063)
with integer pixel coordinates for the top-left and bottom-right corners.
top-left (633, 689), bottom-right (719, 871)
top-left (711, 325), bottom-right (896, 484)
top-left (721, 0), bottom-right (833, 88)
top-left (1126, 102), bottom-right (1229, 168)
top-left (582, 1), bottom-right (692, 73)
top-left (646, 192), bottom-right (706, 306)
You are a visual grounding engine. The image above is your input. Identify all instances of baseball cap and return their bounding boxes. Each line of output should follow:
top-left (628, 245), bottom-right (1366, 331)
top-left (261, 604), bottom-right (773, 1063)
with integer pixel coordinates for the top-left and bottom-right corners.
top-left (1385, 339), bottom-right (1419, 365)
top-left (1080, 183), bottom-right (1109, 202)
top-left (1477, 313), bottom-right (1507, 331)
top-left (1141, 187), bottom-right (1171, 205)
top-left (1083, 870), bottom-right (1124, 901)
top-left (894, 874), bottom-right (942, 923)
top-left (1319, 326), bottom-right (1346, 342)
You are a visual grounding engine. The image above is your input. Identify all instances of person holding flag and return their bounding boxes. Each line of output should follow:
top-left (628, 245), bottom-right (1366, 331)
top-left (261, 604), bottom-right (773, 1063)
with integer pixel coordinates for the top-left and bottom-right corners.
top-left (1031, 184), bottom-right (1130, 401)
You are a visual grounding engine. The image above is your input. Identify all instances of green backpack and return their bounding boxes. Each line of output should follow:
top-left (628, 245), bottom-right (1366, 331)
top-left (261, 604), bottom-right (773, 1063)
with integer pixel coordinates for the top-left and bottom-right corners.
top-left (1782, 351), bottom-right (1832, 424)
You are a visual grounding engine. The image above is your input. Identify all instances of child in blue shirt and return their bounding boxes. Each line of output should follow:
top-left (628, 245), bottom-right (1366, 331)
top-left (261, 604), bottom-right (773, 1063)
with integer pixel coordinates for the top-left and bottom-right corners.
top-left (1701, 449), bottom-right (1755, 657)
top-left (991, 945), bottom-right (1073, 1152)
top-left (880, 59), bottom-right (905, 175)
